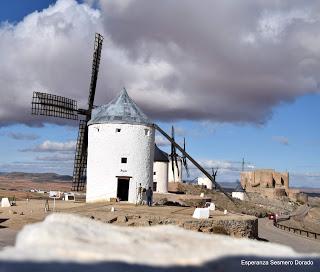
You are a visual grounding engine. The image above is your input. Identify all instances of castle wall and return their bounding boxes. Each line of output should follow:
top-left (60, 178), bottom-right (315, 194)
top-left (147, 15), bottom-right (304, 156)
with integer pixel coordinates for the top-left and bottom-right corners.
top-left (240, 169), bottom-right (298, 201)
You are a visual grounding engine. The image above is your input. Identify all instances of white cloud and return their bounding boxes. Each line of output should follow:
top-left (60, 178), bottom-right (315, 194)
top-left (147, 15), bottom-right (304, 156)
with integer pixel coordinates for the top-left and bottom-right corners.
top-left (21, 140), bottom-right (76, 152)
top-left (1, 131), bottom-right (39, 140)
top-left (0, 0), bottom-right (320, 127)
top-left (36, 154), bottom-right (74, 161)
top-left (272, 136), bottom-right (289, 145)
top-left (155, 135), bottom-right (169, 147)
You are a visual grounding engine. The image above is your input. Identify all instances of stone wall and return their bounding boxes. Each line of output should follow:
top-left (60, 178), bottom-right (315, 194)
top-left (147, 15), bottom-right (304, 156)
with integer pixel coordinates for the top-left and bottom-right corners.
top-left (241, 169), bottom-right (289, 190)
top-left (240, 169), bottom-right (296, 201)
top-left (181, 218), bottom-right (258, 238)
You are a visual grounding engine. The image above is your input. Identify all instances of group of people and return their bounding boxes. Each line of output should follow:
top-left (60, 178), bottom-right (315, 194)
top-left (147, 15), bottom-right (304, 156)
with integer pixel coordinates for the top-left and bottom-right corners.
top-left (137, 183), bottom-right (153, 206)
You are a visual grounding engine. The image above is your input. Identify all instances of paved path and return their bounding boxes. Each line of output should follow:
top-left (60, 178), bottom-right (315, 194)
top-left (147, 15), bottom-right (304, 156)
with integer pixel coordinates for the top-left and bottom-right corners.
top-left (0, 228), bottom-right (17, 250)
top-left (258, 218), bottom-right (320, 254)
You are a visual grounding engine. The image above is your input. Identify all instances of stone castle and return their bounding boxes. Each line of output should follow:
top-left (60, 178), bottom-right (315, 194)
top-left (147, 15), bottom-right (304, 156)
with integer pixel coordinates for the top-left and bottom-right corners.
top-left (240, 169), bottom-right (307, 202)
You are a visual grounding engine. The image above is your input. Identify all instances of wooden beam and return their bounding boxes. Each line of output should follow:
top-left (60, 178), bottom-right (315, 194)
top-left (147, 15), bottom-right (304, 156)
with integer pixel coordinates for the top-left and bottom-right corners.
top-left (154, 124), bottom-right (235, 203)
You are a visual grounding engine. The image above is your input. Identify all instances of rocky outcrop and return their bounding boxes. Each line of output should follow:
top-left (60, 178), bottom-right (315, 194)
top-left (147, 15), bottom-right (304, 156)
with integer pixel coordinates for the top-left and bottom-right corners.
top-left (0, 214), bottom-right (318, 272)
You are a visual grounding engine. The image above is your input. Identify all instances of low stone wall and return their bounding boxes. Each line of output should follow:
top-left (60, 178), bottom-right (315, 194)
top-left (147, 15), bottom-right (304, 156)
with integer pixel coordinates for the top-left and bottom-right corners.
top-left (246, 187), bottom-right (308, 203)
top-left (181, 218), bottom-right (258, 239)
top-left (106, 214), bottom-right (259, 239)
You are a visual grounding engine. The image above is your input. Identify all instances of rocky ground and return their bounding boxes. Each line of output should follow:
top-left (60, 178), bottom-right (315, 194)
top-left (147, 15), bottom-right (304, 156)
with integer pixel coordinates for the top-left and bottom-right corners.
top-left (0, 199), bottom-right (257, 238)
top-left (1, 214), bottom-right (318, 272)
top-left (279, 200), bottom-right (320, 234)
top-left (0, 175), bottom-right (72, 200)
top-left (0, 180), bottom-right (318, 238)
top-left (165, 183), bottom-right (298, 217)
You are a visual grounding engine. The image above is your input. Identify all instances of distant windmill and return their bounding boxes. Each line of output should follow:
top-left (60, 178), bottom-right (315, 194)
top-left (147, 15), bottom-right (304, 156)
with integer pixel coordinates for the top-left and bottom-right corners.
top-left (31, 33), bottom-right (104, 192)
top-left (155, 124), bottom-right (234, 202)
top-left (211, 168), bottom-right (218, 190)
top-left (169, 127), bottom-right (190, 182)
top-left (169, 126), bottom-right (181, 182)
top-left (182, 137), bottom-right (190, 177)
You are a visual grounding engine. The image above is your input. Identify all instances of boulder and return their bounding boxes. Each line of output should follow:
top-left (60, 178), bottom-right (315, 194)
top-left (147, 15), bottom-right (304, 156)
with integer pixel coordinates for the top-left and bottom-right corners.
top-left (192, 208), bottom-right (210, 219)
top-left (0, 214), bottom-right (318, 272)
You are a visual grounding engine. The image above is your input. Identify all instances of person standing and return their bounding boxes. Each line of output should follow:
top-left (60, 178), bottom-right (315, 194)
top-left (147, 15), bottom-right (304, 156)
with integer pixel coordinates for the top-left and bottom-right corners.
top-left (146, 186), bottom-right (153, 207)
top-left (137, 183), bottom-right (143, 205)
top-left (44, 199), bottom-right (49, 213)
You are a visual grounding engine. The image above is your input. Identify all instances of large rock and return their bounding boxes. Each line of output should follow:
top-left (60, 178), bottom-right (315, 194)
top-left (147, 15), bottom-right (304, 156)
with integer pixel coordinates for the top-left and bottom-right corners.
top-left (192, 208), bottom-right (210, 219)
top-left (0, 214), bottom-right (318, 272)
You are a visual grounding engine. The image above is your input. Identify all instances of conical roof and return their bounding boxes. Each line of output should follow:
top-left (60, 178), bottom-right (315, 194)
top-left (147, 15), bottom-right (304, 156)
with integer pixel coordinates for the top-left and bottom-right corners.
top-left (154, 144), bottom-right (169, 162)
top-left (234, 182), bottom-right (245, 192)
top-left (88, 88), bottom-right (152, 126)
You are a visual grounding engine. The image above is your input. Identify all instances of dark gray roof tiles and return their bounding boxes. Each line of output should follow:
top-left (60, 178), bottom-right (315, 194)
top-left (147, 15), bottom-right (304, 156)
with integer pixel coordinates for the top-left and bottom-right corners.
top-left (88, 88), bottom-right (152, 126)
top-left (154, 144), bottom-right (169, 162)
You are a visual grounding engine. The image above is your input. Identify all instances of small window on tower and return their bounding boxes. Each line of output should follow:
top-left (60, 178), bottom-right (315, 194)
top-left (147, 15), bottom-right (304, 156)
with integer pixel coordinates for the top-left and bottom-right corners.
top-left (145, 129), bottom-right (150, 136)
top-left (116, 128), bottom-right (121, 133)
top-left (153, 171), bottom-right (156, 175)
top-left (121, 157), bottom-right (127, 164)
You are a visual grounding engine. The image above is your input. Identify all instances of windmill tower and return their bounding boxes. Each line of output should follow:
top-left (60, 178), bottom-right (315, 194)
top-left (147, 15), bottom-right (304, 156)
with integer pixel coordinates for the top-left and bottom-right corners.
top-left (153, 144), bottom-right (169, 193)
top-left (31, 33), bottom-right (104, 192)
top-left (86, 88), bottom-right (155, 203)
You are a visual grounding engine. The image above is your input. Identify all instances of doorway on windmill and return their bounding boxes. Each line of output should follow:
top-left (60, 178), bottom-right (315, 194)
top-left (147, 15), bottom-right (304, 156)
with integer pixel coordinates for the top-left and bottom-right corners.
top-left (117, 178), bottom-right (130, 201)
top-left (153, 182), bottom-right (157, 191)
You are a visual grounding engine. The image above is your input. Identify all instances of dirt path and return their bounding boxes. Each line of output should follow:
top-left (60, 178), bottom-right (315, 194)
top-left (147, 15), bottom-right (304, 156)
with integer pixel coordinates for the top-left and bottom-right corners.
top-left (258, 218), bottom-right (320, 254)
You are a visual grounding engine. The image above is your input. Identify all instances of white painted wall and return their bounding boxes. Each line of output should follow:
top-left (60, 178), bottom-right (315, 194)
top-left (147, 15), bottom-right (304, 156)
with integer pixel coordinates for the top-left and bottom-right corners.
top-left (168, 157), bottom-right (183, 183)
top-left (86, 123), bottom-right (155, 203)
top-left (153, 161), bottom-right (168, 193)
top-left (197, 177), bottom-right (213, 189)
top-left (232, 192), bottom-right (245, 201)
top-left (1, 198), bottom-right (10, 207)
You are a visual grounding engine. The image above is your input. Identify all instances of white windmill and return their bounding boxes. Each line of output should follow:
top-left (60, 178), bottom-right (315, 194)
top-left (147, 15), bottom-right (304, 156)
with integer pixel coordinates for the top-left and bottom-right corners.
top-left (86, 88), bottom-right (155, 203)
top-left (153, 144), bottom-right (169, 193)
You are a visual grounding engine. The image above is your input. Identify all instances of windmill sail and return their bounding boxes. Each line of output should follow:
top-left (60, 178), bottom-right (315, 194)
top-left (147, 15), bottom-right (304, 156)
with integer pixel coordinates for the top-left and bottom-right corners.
top-left (183, 137), bottom-right (190, 177)
top-left (154, 124), bottom-right (235, 203)
top-left (87, 33), bottom-right (104, 113)
top-left (72, 33), bottom-right (104, 191)
top-left (32, 92), bottom-right (78, 120)
top-left (72, 120), bottom-right (88, 191)
top-left (31, 33), bottom-right (104, 192)
top-left (170, 126), bottom-right (180, 180)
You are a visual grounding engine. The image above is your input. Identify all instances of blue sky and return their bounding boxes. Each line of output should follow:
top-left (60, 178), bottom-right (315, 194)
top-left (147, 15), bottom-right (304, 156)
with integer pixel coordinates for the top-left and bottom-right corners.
top-left (0, 0), bottom-right (319, 187)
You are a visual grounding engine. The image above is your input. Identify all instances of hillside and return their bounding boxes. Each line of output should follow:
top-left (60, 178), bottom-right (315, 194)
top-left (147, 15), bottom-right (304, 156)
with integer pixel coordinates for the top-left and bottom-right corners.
top-left (0, 172), bottom-right (72, 182)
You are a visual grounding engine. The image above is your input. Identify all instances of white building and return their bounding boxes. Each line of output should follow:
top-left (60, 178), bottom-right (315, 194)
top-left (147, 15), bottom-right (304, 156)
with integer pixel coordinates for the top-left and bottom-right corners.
top-left (63, 193), bottom-right (75, 201)
top-left (86, 89), bottom-right (155, 203)
top-left (232, 192), bottom-right (245, 201)
top-left (153, 145), bottom-right (169, 193)
top-left (168, 156), bottom-right (183, 183)
top-left (197, 177), bottom-right (213, 189)
top-left (232, 184), bottom-right (247, 201)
